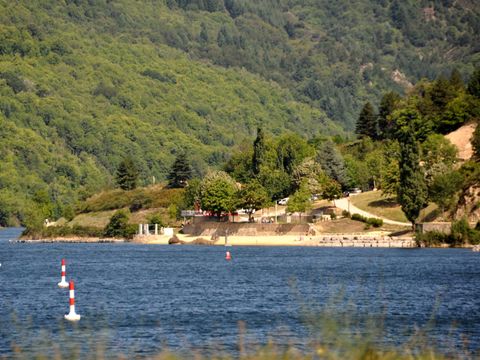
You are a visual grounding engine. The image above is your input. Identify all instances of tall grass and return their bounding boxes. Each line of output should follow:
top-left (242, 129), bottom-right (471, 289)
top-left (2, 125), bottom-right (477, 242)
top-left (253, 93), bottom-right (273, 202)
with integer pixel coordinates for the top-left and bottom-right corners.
top-left (3, 291), bottom-right (476, 360)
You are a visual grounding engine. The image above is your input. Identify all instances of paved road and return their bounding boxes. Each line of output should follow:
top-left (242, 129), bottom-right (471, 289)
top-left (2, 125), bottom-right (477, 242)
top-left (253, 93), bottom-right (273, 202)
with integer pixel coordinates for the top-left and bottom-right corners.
top-left (335, 196), bottom-right (412, 227)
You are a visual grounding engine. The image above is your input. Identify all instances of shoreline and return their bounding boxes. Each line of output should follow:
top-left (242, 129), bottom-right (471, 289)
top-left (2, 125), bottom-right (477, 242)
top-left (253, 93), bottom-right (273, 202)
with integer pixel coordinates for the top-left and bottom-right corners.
top-left (12, 235), bottom-right (478, 249)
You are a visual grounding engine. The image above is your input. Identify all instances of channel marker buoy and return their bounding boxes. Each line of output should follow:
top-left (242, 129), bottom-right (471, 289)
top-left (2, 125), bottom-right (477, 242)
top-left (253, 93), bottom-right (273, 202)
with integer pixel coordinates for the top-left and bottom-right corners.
top-left (58, 259), bottom-right (69, 288)
top-left (64, 280), bottom-right (81, 321)
top-left (225, 250), bottom-right (231, 261)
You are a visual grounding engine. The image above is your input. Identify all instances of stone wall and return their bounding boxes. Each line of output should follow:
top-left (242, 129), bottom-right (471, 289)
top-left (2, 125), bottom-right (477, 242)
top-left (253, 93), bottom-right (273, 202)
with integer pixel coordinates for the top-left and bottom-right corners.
top-left (416, 222), bottom-right (451, 234)
top-left (305, 234), bottom-right (416, 248)
top-left (182, 222), bottom-right (311, 237)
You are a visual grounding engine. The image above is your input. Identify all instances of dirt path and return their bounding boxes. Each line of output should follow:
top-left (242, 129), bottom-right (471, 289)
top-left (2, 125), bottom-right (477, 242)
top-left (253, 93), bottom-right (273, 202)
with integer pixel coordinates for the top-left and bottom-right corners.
top-left (335, 197), bottom-right (411, 227)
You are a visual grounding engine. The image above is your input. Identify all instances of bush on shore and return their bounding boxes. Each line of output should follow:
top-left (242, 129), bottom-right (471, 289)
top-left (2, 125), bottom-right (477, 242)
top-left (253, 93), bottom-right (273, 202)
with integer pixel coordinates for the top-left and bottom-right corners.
top-left (416, 218), bottom-right (480, 247)
top-left (350, 213), bottom-right (383, 227)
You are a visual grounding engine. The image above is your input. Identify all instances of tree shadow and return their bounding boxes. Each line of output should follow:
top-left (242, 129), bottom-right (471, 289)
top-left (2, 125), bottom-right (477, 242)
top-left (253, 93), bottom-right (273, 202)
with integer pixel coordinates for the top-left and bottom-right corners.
top-left (389, 228), bottom-right (413, 237)
top-left (369, 197), bottom-right (399, 209)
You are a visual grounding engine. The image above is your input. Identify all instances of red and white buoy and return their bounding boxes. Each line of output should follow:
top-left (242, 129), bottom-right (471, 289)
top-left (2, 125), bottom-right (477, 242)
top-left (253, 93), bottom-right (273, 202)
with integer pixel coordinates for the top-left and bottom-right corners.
top-left (64, 280), bottom-right (81, 321)
top-left (58, 259), bottom-right (69, 288)
top-left (225, 250), bottom-right (231, 261)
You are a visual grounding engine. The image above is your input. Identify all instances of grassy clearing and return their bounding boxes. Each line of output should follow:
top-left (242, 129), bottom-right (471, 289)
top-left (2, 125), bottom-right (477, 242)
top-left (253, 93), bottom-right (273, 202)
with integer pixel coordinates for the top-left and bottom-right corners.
top-left (78, 185), bottom-right (184, 213)
top-left (316, 217), bottom-right (407, 234)
top-left (349, 191), bottom-right (438, 223)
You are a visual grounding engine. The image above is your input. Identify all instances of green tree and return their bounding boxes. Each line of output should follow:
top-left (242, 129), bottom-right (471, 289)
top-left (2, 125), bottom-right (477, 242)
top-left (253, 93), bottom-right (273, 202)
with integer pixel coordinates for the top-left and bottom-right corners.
top-left (472, 122), bottom-right (480, 160)
top-left (449, 68), bottom-right (464, 90)
top-left (167, 152), bottom-right (193, 188)
top-left (286, 182), bottom-right (311, 216)
top-left (276, 133), bottom-right (313, 175)
top-left (115, 157), bottom-right (139, 190)
top-left (429, 170), bottom-right (463, 216)
top-left (292, 158), bottom-right (324, 194)
top-left (238, 180), bottom-right (269, 222)
top-left (104, 209), bottom-right (135, 239)
top-left (356, 102), bottom-right (377, 139)
top-left (252, 127), bottom-right (266, 175)
top-left (182, 178), bottom-right (201, 209)
top-left (316, 140), bottom-right (348, 188)
top-left (321, 178), bottom-right (342, 203)
top-left (199, 22), bottom-right (209, 44)
top-left (200, 171), bottom-right (238, 216)
top-left (421, 134), bottom-right (458, 187)
top-left (467, 67), bottom-right (480, 98)
top-left (377, 91), bottom-right (401, 139)
top-left (397, 126), bottom-right (428, 228)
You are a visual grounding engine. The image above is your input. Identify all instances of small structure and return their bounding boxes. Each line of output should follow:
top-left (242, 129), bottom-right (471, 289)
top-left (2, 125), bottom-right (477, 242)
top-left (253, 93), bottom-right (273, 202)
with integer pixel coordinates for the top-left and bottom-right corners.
top-left (64, 280), bottom-right (81, 321)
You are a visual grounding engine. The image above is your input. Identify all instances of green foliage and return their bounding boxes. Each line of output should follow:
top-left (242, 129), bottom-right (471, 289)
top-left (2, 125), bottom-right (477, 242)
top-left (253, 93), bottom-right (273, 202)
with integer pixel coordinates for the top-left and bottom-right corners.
top-left (316, 140), bottom-right (349, 188)
top-left (350, 213), bottom-right (383, 228)
top-left (377, 91), bottom-right (401, 140)
top-left (417, 220), bottom-right (480, 247)
top-left (182, 178), bottom-right (201, 209)
top-left (103, 209), bottom-right (135, 239)
top-left (79, 186), bottom-right (184, 213)
top-left (472, 122), bottom-right (480, 160)
top-left (467, 67), bottom-right (480, 98)
top-left (397, 126), bottom-right (428, 226)
top-left (200, 170), bottom-right (238, 215)
top-left (321, 179), bottom-right (342, 202)
top-left (286, 182), bottom-right (311, 214)
top-left (429, 170), bottom-right (463, 214)
top-left (167, 152), bottom-right (193, 188)
top-left (0, 1), bottom-right (479, 226)
top-left (116, 157), bottom-right (139, 191)
top-left (355, 102), bottom-right (377, 139)
top-left (238, 180), bottom-right (270, 221)
top-left (252, 127), bottom-right (266, 175)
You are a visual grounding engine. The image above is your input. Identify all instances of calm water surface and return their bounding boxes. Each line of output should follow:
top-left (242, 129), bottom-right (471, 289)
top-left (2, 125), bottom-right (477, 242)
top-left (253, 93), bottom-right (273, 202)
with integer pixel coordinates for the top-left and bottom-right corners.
top-left (0, 227), bottom-right (479, 357)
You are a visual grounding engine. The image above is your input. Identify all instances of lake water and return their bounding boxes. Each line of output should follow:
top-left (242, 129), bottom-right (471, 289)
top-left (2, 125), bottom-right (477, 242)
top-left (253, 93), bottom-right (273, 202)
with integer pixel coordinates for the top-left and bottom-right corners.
top-left (1, 227), bottom-right (479, 358)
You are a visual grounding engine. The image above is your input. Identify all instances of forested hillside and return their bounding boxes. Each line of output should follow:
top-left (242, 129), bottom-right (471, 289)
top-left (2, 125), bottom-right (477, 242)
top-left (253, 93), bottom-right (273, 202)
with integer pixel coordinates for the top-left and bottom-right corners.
top-left (0, 0), bottom-right (479, 226)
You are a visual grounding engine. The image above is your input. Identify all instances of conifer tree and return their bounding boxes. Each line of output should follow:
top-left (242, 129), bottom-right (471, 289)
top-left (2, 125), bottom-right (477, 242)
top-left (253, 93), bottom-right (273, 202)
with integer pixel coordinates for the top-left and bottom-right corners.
top-left (467, 67), bottom-right (480, 98)
top-left (252, 127), bottom-right (266, 175)
top-left (472, 122), bottom-right (480, 160)
top-left (316, 140), bottom-right (348, 187)
top-left (167, 152), bottom-right (193, 188)
top-left (115, 157), bottom-right (139, 190)
top-left (449, 68), bottom-right (464, 89)
top-left (355, 102), bottom-right (378, 139)
top-left (377, 92), bottom-right (400, 139)
top-left (397, 126), bottom-right (428, 229)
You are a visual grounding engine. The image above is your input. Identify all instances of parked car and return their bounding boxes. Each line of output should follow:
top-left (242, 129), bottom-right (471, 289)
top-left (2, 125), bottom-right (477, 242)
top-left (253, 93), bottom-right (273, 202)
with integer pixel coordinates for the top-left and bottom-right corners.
top-left (350, 188), bottom-right (362, 194)
top-left (277, 197), bottom-right (289, 205)
top-left (310, 194), bottom-right (319, 201)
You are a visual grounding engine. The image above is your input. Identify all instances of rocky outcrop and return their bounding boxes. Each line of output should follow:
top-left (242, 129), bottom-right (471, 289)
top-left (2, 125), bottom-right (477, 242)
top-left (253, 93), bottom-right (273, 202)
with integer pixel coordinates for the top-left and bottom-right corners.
top-left (454, 183), bottom-right (480, 223)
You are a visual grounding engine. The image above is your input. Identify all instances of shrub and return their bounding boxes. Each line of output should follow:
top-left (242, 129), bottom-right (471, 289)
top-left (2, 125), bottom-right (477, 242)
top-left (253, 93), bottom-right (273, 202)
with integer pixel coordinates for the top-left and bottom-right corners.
top-left (367, 218), bottom-right (383, 227)
top-left (103, 210), bottom-right (135, 239)
top-left (351, 213), bottom-right (366, 222)
top-left (416, 231), bottom-right (450, 247)
top-left (342, 210), bottom-right (351, 218)
top-left (351, 213), bottom-right (383, 227)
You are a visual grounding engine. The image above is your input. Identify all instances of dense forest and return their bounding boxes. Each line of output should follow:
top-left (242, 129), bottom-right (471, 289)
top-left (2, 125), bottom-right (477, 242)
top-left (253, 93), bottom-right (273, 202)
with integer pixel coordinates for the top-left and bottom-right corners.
top-left (0, 0), bottom-right (479, 226)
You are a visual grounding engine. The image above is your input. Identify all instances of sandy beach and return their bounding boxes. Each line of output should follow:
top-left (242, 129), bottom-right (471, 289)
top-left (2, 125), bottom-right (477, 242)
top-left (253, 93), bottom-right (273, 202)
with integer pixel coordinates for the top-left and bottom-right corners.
top-left (134, 232), bottom-right (416, 247)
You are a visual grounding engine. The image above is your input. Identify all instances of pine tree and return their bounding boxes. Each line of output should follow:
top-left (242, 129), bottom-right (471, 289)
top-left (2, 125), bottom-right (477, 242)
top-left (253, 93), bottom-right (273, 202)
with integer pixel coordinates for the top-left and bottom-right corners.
top-left (199, 22), bottom-right (209, 44)
top-left (467, 67), bottom-right (480, 98)
top-left (472, 122), bottom-right (480, 160)
top-left (115, 157), bottom-right (139, 190)
top-left (377, 92), bottom-right (400, 139)
top-left (167, 152), bottom-right (193, 188)
top-left (397, 127), bottom-right (428, 229)
top-left (252, 127), bottom-right (266, 175)
top-left (316, 140), bottom-right (349, 187)
top-left (449, 68), bottom-right (464, 90)
top-left (356, 102), bottom-right (378, 139)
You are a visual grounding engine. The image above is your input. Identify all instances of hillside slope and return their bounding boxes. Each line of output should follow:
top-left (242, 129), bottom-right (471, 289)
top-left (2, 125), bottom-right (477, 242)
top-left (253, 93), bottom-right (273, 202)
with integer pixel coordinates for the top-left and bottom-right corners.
top-left (0, 0), bottom-right (479, 226)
